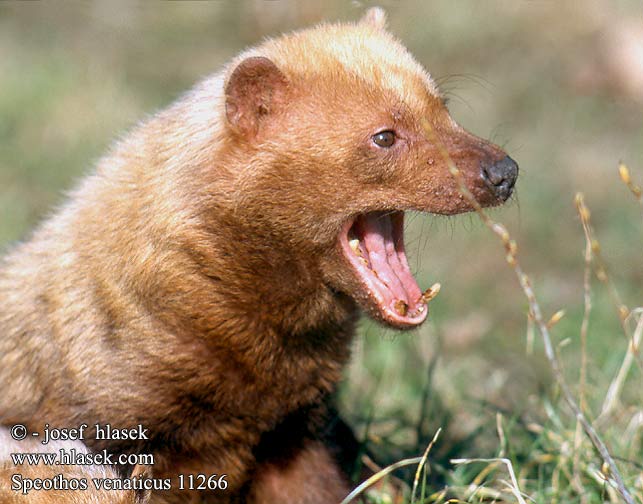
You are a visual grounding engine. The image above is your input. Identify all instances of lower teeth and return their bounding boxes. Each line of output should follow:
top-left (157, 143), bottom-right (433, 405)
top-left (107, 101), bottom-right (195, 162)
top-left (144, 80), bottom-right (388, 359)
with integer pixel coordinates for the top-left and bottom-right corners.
top-left (394, 300), bottom-right (408, 316)
top-left (392, 283), bottom-right (441, 318)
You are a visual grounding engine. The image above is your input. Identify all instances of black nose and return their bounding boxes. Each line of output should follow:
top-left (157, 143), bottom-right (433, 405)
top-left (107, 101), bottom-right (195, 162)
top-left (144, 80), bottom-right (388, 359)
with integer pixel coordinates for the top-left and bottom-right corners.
top-left (481, 155), bottom-right (518, 201)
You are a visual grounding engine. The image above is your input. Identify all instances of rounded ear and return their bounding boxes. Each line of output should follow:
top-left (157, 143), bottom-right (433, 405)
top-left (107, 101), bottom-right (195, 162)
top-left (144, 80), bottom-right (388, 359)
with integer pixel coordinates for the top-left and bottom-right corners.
top-left (224, 56), bottom-right (289, 139)
top-left (360, 7), bottom-right (388, 31)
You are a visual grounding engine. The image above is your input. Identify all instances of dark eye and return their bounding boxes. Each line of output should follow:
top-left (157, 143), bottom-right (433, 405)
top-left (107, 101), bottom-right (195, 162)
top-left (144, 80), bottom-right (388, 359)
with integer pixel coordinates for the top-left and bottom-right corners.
top-left (372, 130), bottom-right (396, 148)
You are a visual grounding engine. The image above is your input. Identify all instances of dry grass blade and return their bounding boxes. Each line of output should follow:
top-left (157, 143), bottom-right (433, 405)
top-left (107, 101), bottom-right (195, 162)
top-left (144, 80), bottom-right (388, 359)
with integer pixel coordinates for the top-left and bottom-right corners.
top-left (411, 427), bottom-right (442, 503)
top-left (421, 118), bottom-right (636, 504)
top-left (575, 194), bottom-right (637, 367)
top-left (601, 310), bottom-right (643, 418)
top-left (576, 191), bottom-right (643, 420)
top-left (340, 457), bottom-right (423, 504)
top-left (574, 193), bottom-right (593, 416)
top-left (526, 311), bottom-right (535, 355)
top-left (450, 458), bottom-right (528, 504)
top-left (496, 412), bottom-right (507, 458)
top-left (573, 192), bottom-right (594, 497)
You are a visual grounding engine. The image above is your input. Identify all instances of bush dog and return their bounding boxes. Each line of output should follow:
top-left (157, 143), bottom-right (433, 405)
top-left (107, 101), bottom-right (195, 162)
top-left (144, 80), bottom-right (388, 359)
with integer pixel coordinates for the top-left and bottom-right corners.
top-left (0, 8), bottom-right (517, 503)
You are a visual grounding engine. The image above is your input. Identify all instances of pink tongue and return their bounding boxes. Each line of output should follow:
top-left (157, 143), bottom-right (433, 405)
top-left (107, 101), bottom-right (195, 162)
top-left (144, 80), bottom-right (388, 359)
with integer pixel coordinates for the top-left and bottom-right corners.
top-left (359, 212), bottom-right (422, 308)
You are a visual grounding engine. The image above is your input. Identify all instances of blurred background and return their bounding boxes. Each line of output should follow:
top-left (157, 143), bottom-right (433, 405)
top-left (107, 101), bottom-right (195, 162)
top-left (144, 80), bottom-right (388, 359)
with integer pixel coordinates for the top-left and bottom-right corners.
top-left (1, 0), bottom-right (642, 499)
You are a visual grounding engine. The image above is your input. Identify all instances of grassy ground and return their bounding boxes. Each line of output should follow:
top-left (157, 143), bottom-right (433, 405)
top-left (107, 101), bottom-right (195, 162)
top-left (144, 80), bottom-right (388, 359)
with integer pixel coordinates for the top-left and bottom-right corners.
top-left (1, 1), bottom-right (642, 502)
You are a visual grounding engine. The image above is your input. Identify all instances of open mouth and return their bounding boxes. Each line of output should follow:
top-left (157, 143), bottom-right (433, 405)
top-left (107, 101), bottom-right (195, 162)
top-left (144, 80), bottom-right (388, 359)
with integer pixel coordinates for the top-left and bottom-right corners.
top-left (339, 211), bottom-right (440, 328)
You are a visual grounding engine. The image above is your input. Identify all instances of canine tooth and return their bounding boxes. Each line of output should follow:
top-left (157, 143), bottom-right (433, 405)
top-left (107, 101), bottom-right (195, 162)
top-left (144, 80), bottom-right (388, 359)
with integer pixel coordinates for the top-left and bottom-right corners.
top-left (419, 283), bottom-right (441, 304)
top-left (394, 300), bottom-right (408, 316)
top-left (407, 303), bottom-right (425, 318)
top-left (348, 237), bottom-right (368, 266)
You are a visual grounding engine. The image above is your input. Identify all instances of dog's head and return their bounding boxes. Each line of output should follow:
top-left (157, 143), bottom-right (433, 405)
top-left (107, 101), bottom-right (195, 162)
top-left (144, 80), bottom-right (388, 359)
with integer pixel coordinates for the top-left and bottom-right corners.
top-left (220, 8), bottom-right (518, 329)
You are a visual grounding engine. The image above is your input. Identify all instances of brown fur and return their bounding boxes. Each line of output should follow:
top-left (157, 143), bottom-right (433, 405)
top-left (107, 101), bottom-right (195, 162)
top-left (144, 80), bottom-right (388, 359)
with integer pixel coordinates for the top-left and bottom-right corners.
top-left (0, 9), bottom-right (515, 503)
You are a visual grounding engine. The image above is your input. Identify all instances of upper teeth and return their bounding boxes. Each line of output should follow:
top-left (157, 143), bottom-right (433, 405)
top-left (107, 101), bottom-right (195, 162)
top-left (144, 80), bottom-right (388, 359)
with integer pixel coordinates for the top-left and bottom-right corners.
top-left (349, 238), bottom-right (369, 266)
top-left (394, 300), bottom-right (408, 316)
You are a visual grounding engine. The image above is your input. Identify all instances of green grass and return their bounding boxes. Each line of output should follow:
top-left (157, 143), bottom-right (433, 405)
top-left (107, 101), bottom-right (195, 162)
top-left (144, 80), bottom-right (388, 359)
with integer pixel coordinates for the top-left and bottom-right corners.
top-left (340, 181), bottom-right (643, 502)
top-left (1, 1), bottom-right (641, 502)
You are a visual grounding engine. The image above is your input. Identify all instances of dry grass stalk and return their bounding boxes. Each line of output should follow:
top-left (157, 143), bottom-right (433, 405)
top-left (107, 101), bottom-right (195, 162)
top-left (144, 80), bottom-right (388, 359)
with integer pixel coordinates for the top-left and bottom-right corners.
top-left (421, 118), bottom-right (636, 504)
top-left (575, 193), bottom-right (593, 415)
top-left (496, 412), bottom-right (507, 458)
top-left (573, 193), bottom-right (594, 502)
top-left (450, 458), bottom-right (528, 504)
top-left (618, 162), bottom-right (643, 222)
top-left (576, 191), bottom-right (643, 424)
top-left (577, 191), bottom-right (643, 425)
top-left (411, 427), bottom-right (442, 503)
top-left (574, 193), bottom-right (633, 347)
top-left (601, 310), bottom-right (643, 419)
top-left (340, 456), bottom-right (423, 504)
top-left (526, 310), bottom-right (535, 354)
